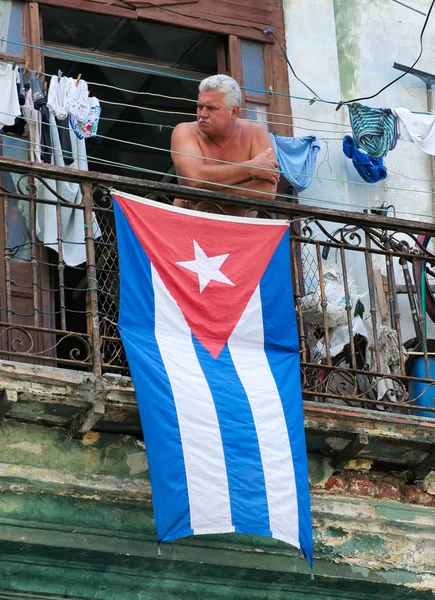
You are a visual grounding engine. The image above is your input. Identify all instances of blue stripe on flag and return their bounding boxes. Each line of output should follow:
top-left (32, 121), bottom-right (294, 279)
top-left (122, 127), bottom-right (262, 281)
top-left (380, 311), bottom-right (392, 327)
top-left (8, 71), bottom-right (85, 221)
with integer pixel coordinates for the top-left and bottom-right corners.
top-left (114, 200), bottom-right (193, 543)
top-left (259, 232), bottom-right (314, 566)
top-left (192, 338), bottom-right (271, 536)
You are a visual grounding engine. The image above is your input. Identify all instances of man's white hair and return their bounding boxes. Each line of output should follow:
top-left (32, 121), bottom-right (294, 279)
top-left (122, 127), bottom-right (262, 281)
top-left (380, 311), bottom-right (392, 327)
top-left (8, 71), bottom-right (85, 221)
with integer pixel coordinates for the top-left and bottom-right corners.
top-left (199, 74), bottom-right (242, 108)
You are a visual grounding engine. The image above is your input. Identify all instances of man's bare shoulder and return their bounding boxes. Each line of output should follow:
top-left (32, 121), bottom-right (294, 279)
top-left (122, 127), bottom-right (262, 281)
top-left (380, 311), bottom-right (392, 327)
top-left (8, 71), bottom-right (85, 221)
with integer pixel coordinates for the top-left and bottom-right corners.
top-left (239, 119), bottom-right (269, 140)
top-left (172, 121), bottom-right (198, 137)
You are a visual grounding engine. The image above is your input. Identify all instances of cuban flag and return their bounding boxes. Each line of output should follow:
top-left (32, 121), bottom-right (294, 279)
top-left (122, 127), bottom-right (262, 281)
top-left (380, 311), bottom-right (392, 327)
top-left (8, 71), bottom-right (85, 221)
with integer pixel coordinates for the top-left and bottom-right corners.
top-left (113, 190), bottom-right (313, 566)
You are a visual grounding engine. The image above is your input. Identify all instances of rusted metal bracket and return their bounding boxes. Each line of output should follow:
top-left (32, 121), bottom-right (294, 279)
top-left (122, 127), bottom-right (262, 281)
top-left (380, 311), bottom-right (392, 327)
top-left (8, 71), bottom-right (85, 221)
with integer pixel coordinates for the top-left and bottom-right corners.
top-left (411, 448), bottom-right (435, 482)
top-left (331, 434), bottom-right (369, 471)
top-left (0, 388), bottom-right (18, 420)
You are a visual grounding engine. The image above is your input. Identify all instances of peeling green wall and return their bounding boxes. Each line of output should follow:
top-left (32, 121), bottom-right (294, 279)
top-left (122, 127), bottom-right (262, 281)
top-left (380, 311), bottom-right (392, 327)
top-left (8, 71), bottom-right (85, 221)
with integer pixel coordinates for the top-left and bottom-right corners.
top-left (333, 0), bottom-right (362, 99)
top-left (0, 420), bottom-right (434, 597)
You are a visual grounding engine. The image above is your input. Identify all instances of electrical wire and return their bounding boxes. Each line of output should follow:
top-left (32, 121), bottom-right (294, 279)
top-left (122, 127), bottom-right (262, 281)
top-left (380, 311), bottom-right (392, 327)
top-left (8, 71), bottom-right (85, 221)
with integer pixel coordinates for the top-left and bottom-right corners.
top-left (392, 0), bottom-right (426, 17)
top-left (269, 30), bottom-right (323, 101)
top-left (337, 0), bottom-right (435, 107)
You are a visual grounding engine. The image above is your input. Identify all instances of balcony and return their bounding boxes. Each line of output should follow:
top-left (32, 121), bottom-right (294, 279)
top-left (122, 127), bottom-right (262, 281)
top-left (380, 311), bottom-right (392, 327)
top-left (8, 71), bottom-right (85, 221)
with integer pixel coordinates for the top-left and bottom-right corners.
top-left (0, 155), bottom-right (434, 474)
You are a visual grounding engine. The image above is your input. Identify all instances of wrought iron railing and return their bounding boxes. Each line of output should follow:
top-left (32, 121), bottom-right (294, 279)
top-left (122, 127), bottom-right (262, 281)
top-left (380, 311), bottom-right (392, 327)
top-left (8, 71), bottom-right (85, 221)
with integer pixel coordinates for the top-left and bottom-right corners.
top-left (1, 156), bottom-right (435, 416)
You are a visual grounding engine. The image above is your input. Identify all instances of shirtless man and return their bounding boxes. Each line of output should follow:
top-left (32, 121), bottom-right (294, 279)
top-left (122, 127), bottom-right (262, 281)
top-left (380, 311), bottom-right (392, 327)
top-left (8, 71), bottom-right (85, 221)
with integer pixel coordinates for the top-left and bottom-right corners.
top-left (171, 74), bottom-right (279, 216)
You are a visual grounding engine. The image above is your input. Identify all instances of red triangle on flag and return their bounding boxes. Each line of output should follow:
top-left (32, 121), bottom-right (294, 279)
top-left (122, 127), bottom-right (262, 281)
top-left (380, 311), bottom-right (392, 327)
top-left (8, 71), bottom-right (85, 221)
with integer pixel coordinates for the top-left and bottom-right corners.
top-left (114, 192), bottom-right (288, 358)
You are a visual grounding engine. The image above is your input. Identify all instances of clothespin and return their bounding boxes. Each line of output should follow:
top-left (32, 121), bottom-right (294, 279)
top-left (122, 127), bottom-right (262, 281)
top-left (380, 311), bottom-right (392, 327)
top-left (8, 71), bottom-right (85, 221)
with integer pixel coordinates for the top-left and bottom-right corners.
top-left (308, 97), bottom-right (317, 105)
top-left (43, 80), bottom-right (48, 95)
top-left (57, 69), bottom-right (63, 81)
top-left (335, 101), bottom-right (344, 112)
top-left (23, 60), bottom-right (29, 75)
top-left (12, 59), bottom-right (16, 70)
top-left (36, 65), bottom-right (42, 79)
top-left (76, 73), bottom-right (82, 87)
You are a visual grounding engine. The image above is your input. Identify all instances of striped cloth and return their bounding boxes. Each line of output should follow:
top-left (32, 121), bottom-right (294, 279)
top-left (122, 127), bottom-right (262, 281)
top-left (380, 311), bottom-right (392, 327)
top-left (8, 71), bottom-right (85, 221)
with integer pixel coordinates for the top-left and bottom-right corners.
top-left (348, 103), bottom-right (398, 158)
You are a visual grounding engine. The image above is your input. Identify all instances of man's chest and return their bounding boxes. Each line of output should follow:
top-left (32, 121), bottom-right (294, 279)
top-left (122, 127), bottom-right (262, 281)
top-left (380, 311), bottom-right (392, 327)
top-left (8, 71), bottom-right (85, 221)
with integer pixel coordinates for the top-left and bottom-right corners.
top-left (198, 136), bottom-right (252, 164)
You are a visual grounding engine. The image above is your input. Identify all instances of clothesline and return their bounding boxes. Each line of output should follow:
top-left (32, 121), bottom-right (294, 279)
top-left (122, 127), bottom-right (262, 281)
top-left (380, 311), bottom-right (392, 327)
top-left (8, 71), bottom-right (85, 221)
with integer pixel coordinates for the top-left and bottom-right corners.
top-left (2, 106), bottom-right (435, 198)
top-left (4, 132), bottom-right (435, 222)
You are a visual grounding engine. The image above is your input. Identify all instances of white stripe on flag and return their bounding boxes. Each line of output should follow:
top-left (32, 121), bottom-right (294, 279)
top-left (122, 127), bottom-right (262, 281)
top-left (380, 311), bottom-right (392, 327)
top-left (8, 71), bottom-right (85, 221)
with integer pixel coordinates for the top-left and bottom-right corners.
top-left (152, 266), bottom-right (234, 535)
top-left (228, 286), bottom-right (299, 547)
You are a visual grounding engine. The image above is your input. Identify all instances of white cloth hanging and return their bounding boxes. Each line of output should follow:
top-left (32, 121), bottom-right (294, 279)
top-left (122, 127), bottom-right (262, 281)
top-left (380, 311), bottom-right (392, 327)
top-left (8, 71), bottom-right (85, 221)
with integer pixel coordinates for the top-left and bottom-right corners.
top-left (392, 108), bottom-right (435, 155)
top-left (47, 75), bottom-right (69, 120)
top-left (0, 63), bottom-right (20, 129)
top-left (65, 77), bottom-right (90, 122)
top-left (36, 112), bottom-right (100, 266)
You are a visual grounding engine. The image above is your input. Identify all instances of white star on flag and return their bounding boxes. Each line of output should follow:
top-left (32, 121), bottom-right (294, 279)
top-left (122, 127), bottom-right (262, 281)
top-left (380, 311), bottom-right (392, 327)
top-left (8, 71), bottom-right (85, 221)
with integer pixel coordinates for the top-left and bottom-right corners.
top-left (176, 240), bottom-right (235, 293)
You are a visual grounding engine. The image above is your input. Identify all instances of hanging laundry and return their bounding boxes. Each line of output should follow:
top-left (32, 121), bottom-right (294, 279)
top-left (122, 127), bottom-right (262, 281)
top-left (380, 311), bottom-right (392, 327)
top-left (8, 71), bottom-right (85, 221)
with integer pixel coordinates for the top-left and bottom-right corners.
top-left (29, 71), bottom-right (53, 164)
top-left (342, 135), bottom-right (387, 183)
top-left (30, 71), bottom-right (46, 110)
top-left (0, 63), bottom-right (21, 129)
top-left (47, 75), bottom-right (69, 120)
top-left (16, 66), bottom-right (26, 106)
top-left (22, 67), bottom-right (31, 93)
top-left (392, 108), bottom-right (435, 155)
top-left (56, 117), bottom-right (74, 166)
top-left (270, 134), bottom-right (320, 192)
top-left (44, 75), bottom-right (74, 164)
top-left (70, 97), bottom-right (101, 140)
top-left (65, 77), bottom-right (90, 122)
top-left (348, 103), bottom-right (398, 159)
top-left (22, 88), bottom-right (41, 162)
top-left (2, 112), bottom-right (25, 137)
top-left (36, 111), bottom-right (100, 266)
top-left (39, 104), bottom-right (53, 164)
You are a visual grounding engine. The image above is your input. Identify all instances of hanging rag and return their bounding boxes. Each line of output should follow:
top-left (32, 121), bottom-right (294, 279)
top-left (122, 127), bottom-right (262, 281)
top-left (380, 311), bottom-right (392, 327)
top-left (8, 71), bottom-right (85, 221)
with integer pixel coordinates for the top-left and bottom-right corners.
top-left (70, 97), bottom-right (101, 139)
top-left (36, 111), bottom-right (101, 266)
top-left (270, 134), bottom-right (320, 192)
top-left (392, 108), bottom-right (435, 155)
top-left (0, 63), bottom-right (21, 129)
top-left (342, 135), bottom-right (387, 183)
top-left (348, 103), bottom-right (398, 158)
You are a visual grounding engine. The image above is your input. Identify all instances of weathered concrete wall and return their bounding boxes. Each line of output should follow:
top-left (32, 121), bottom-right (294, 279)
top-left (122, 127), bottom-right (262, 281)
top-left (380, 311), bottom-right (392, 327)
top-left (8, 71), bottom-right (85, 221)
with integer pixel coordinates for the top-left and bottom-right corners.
top-left (0, 418), bottom-right (434, 596)
top-left (282, 0), bottom-right (435, 341)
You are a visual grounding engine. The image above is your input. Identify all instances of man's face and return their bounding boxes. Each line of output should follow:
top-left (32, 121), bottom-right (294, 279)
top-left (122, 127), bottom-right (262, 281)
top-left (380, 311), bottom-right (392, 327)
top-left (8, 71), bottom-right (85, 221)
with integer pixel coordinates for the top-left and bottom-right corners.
top-left (197, 90), bottom-right (238, 135)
